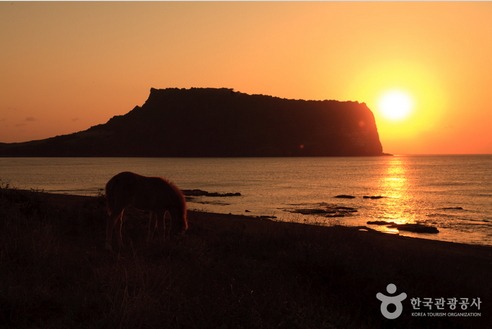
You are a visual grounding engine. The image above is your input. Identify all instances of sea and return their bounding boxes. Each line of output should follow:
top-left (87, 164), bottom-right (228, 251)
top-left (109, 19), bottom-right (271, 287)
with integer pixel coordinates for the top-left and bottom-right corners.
top-left (0, 155), bottom-right (491, 247)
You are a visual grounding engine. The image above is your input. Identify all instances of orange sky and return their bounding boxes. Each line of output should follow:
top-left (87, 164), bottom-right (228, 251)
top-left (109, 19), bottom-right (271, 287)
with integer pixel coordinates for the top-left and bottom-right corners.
top-left (1, 2), bottom-right (491, 155)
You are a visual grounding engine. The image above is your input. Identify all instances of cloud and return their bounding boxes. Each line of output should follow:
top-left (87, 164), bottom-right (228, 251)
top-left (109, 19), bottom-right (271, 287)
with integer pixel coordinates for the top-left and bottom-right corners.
top-left (14, 116), bottom-right (38, 128)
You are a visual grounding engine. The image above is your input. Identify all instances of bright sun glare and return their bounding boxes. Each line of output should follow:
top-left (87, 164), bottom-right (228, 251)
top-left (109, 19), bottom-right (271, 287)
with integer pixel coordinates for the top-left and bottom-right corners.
top-left (378, 90), bottom-right (413, 121)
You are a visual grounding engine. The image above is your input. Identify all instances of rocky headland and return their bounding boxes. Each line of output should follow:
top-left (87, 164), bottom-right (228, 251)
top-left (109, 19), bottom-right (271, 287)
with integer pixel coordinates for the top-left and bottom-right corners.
top-left (0, 88), bottom-right (385, 157)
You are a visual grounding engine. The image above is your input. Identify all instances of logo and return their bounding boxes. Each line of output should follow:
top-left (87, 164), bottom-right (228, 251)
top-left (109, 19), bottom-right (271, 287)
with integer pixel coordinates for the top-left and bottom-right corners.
top-left (376, 283), bottom-right (407, 319)
top-left (376, 283), bottom-right (482, 319)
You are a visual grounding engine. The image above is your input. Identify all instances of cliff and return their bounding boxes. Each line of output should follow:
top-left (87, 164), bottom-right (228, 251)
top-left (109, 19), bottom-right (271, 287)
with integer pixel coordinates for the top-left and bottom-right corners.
top-left (0, 88), bottom-right (384, 157)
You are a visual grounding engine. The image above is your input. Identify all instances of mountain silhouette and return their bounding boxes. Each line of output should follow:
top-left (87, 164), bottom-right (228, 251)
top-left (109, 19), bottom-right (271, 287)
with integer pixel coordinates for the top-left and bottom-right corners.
top-left (0, 88), bottom-right (385, 157)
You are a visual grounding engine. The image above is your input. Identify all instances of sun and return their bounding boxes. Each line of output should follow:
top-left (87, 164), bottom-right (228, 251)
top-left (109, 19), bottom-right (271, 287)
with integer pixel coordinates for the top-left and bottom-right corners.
top-left (378, 90), bottom-right (414, 121)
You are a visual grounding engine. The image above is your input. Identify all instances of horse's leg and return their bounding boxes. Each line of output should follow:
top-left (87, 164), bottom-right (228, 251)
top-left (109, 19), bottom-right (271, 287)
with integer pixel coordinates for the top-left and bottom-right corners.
top-left (169, 208), bottom-right (186, 237)
top-left (165, 210), bottom-right (173, 240)
top-left (116, 210), bottom-right (125, 249)
top-left (159, 210), bottom-right (168, 242)
top-left (106, 210), bottom-right (123, 251)
top-left (147, 212), bottom-right (152, 242)
top-left (147, 212), bottom-right (156, 243)
top-left (105, 214), bottom-right (114, 251)
top-left (152, 210), bottom-right (166, 242)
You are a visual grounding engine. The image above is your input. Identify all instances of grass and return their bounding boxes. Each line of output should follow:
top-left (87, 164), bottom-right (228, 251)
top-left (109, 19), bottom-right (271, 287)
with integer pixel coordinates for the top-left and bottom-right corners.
top-left (0, 187), bottom-right (491, 328)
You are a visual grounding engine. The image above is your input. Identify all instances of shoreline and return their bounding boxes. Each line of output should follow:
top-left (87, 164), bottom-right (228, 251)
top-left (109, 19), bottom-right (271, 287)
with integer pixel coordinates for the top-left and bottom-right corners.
top-left (1, 188), bottom-right (491, 328)
top-left (25, 188), bottom-right (492, 248)
top-left (5, 188), bottom-right (492, 258)
top-left (3, 188), bottom-right (492, 265)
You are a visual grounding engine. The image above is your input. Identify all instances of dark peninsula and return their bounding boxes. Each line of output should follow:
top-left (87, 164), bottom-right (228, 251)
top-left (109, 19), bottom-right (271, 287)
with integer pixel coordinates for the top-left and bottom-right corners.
top-left (0, 88), bottom-right (385, 157)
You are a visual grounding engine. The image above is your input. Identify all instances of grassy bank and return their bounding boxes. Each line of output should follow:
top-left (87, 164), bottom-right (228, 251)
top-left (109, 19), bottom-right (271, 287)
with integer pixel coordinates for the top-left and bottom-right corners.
top-left (1, 188), bottom-right (491, 328)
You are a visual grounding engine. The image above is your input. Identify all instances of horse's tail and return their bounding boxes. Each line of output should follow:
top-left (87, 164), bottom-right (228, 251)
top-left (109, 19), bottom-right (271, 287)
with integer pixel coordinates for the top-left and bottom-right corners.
top-left (180, 199), bottom-right (188, 233)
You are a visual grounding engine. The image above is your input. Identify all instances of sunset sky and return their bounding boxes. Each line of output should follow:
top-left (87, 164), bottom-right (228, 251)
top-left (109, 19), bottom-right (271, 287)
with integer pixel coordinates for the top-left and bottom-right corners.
top-left (1, 2), bottom-right (491, 155)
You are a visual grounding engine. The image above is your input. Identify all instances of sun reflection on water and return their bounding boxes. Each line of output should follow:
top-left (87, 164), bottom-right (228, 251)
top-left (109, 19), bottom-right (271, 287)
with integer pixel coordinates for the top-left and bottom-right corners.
top-left (378, 157), bottom-right (416, 232)
top-left (382, 157), bottom-right (407, 198)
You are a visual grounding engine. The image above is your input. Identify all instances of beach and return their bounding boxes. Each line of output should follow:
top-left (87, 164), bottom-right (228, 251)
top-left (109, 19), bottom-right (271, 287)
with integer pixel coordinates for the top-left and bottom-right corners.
top-left (1, 188), bottom-right (491, 328)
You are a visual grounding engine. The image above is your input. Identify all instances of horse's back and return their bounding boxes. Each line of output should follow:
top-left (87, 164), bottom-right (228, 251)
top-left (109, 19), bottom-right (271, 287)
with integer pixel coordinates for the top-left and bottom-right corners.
top-left (106, 171), bottom-right (185, 210)
top-left (134, 176), bottom-right (185, 210)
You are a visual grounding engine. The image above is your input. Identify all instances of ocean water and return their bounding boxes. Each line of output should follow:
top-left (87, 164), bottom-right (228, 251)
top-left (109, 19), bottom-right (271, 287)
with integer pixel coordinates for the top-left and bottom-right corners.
top-left (0, 155), bottom-right (491, 246)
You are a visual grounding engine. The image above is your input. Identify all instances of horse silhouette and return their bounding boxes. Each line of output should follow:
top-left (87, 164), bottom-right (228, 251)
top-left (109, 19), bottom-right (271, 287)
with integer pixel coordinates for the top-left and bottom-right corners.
top-left (105, 171), bottom-right (188, 250)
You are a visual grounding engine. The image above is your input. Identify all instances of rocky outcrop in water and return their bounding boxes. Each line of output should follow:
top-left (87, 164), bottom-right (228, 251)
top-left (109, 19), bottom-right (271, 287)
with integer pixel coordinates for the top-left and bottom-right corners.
top-left (286, 204), bottom-right (358, 218)
top-left (0, 88), bottom-right (385, 157)
top-left (367, 221), bottom-right (440, 234)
